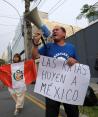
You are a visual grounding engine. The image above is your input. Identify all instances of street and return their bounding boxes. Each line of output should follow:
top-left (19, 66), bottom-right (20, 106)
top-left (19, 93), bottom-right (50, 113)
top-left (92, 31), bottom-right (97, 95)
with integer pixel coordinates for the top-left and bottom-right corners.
top-left (0, 85), bottom-right (45, 117)
top-left (0, 84), bottom-right (65, 117)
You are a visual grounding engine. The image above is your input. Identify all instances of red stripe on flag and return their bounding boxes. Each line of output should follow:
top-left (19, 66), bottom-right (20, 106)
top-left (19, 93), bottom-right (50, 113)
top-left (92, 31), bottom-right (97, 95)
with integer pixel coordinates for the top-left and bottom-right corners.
top-left (24, 59), bottom-right (37, 85)
top-left (0, 64), bottom-right (12, 87)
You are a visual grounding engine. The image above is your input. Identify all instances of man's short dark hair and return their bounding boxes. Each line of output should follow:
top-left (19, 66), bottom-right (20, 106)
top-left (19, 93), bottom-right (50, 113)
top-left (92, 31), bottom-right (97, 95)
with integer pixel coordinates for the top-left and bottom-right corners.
top-left (60, 27), bottom-right (66, 33)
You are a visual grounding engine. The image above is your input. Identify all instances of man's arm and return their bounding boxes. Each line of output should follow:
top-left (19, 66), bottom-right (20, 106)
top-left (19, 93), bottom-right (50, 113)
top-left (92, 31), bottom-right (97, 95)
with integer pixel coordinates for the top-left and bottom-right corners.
top-left (32, 46), bottom-right (40, 60)
top-left (32, 31), bottom-right (42, 59)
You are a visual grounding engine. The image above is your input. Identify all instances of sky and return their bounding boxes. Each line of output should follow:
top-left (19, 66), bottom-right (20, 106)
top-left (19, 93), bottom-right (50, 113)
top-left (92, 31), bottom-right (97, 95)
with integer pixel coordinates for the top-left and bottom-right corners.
top-left (0, 0), bottom-right (98, 57)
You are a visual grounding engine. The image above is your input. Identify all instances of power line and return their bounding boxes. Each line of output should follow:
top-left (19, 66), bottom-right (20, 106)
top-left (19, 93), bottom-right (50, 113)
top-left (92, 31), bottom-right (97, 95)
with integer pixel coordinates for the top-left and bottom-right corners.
top-left (48, 0), bottom-right (63, 13)
top-left (30, 0), bottom-right (42, 9)
top-left (39, 0), bottom-right (67, 15)
top-left (1, 0), bottom-right (23, 37)
top-left (36, 0), bottom-right (42, 7)
top-left (48, 0), bottom-right (67, 15)
top-left (1, 0), bottom-right (22, 21)
top-left (0, 16), bottom-right (20, 20)
top-left (0, 31), bottom-right (15, 36)
top-left (0, 23), bottom-right (18, 27)
top-left (38, 0), bottom-right (46, 8)
top-left (0, 23), bottom-right (35, 29)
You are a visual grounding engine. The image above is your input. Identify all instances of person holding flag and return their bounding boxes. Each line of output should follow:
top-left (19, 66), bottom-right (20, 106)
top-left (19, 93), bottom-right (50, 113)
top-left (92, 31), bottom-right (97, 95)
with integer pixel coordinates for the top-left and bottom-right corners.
top-left (8, 53), bottom-right (26, 116)
top-left (0, 53), bottom-right (36, 115)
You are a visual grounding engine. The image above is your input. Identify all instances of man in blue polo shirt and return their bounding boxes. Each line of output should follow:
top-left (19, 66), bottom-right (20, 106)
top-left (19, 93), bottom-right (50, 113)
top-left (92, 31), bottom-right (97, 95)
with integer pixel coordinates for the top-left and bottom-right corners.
top-left (32, 26), bottom-right (79, 117)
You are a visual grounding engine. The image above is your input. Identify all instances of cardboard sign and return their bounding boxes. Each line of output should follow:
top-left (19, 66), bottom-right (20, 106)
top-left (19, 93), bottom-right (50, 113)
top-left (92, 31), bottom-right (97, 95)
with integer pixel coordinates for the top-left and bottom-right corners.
top-left (34, 56), bottom-right (90, 105)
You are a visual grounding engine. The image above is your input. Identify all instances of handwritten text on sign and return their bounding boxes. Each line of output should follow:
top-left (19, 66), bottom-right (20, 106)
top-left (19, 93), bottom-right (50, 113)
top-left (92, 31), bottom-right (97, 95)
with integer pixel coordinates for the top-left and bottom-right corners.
top-left (34, 56), bottom-right (90, 105)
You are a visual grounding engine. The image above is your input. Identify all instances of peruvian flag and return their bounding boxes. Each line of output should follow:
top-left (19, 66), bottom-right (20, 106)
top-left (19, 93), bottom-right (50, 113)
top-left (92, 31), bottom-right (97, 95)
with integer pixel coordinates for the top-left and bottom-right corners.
top-left (0, 59), bottom-right (37, 88)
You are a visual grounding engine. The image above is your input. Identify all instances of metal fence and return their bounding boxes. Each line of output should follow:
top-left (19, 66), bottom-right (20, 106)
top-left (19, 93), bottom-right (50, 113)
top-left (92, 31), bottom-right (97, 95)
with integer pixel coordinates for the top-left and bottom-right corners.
top-left (66, 22), bottom-right (98, 82)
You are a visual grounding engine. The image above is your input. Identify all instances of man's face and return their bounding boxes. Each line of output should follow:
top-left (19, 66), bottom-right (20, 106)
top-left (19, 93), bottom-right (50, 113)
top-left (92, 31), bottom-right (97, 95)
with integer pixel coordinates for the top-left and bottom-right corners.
top-left (52, 26), bottom-right (66, 42)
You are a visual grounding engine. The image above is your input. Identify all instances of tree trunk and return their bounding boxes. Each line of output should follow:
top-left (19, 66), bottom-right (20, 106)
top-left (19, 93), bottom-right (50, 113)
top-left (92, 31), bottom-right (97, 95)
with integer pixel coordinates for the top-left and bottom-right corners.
top-left (24, 0), bottom-right (33, 59)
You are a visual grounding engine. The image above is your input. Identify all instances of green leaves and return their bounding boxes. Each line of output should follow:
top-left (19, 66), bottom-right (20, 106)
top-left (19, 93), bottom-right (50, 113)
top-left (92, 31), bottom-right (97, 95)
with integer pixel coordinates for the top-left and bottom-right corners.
top-left (76, 3), bottom-right (98, 20)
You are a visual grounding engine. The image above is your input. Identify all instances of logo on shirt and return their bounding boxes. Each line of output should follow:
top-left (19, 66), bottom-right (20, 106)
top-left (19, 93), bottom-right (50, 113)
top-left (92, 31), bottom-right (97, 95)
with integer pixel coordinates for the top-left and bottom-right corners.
top-left (54, 53), bottom-right (69, 60)
top-left (13, 70), bottom-right (23, 81)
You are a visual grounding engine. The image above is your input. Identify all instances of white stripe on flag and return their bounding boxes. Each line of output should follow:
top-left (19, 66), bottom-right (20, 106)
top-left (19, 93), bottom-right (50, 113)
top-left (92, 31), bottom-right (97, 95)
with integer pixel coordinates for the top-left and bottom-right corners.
top-left (11, 62), bottom-right (26, 89)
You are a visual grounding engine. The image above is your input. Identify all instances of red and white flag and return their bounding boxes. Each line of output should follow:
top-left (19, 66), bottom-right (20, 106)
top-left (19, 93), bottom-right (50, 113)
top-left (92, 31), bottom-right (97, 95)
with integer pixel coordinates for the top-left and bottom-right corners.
top-left (0, 59), bottom-right (37, 88)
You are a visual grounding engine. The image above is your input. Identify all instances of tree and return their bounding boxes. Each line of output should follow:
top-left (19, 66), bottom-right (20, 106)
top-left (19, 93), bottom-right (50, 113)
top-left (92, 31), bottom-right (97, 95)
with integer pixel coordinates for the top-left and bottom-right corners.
top-left (76, 3), bottom-right (98, 23)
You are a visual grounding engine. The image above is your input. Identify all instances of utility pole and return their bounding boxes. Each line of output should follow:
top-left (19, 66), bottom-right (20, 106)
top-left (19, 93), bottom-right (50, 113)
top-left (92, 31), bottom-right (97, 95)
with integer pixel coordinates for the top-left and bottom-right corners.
top-left (24, 0), bottom-right (33, 59)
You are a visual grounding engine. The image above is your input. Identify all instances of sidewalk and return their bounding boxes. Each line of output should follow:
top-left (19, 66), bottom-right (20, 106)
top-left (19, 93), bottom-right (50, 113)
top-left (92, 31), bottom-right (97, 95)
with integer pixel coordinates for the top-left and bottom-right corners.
top-left (90, 83), bottom-right (98, 94)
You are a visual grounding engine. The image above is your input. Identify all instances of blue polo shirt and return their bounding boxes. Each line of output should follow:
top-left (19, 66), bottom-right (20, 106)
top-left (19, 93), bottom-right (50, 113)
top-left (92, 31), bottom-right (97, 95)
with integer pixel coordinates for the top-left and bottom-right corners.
top-left (39, 42), bottom-right (78, 61)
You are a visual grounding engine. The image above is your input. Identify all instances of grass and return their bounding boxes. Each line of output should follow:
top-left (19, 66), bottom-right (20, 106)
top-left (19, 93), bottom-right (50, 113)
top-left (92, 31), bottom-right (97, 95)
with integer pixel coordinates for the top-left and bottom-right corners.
top-left (79, 94), bottom-right (98, 117)
top-left (79, 106), bottom-right (98, 117)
